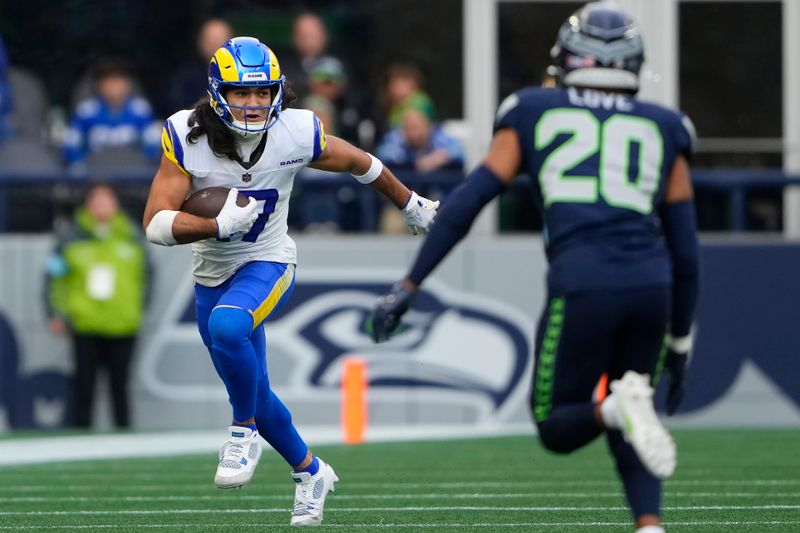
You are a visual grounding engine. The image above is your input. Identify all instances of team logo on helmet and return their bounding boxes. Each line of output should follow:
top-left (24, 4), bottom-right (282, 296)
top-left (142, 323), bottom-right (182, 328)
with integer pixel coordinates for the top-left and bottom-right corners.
top-left (207, 36), bottom-right (285, 136)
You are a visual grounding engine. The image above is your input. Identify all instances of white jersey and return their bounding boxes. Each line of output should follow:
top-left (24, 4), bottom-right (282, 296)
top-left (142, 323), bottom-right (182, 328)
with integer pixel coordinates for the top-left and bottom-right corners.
top-left (161, 108), bottom-right (327, 286)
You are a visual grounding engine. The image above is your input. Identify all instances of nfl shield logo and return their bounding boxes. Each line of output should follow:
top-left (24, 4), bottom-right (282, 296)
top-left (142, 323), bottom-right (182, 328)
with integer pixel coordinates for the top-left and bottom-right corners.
top-left (242, 172), bottom-right (252, 183)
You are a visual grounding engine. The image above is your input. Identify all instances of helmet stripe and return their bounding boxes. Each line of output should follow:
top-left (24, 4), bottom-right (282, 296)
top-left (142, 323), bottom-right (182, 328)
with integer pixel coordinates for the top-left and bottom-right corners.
top-left (267, 47), bottom-right (281, 81)
top-left (214, 47), bottom-right (240, 82)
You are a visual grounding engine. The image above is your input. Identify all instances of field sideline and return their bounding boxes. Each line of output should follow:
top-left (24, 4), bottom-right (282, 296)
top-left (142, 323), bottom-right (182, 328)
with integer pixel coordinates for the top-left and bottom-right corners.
top-left (0, 430), bottom-right (797, 532)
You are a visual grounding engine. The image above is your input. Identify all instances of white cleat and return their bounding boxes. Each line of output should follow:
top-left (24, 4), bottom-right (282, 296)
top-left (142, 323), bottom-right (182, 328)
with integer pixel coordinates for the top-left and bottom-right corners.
top-left (290, 458), bottom-right (338, 526)
top-left (214, 426), bottom-right (262, 489)
top-left (610, 371), bottom-right (677, 479)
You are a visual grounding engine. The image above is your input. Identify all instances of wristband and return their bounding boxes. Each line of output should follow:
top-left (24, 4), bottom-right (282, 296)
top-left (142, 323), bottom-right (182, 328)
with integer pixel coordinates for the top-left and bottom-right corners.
top-left (351, 153), bottom-right (383, 184)
top-left (667, 333), bottom-right (693, 354)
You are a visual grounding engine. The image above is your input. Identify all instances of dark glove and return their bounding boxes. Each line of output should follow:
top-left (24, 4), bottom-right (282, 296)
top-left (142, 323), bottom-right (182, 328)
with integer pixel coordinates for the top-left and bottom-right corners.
top-left (663, 348), bottom-right (688, 415)
top-left (368, 281), bottom-right (415, 343)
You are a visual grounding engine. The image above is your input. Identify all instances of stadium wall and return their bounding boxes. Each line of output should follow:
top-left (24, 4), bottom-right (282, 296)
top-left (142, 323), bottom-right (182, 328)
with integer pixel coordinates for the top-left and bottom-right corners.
top-left (0, 235), bottom-right (798, 432)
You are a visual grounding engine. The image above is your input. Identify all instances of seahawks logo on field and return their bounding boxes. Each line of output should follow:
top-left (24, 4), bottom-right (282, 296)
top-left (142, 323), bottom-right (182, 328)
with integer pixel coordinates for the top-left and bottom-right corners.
top-left (138, 270), bottom-right (534, 424)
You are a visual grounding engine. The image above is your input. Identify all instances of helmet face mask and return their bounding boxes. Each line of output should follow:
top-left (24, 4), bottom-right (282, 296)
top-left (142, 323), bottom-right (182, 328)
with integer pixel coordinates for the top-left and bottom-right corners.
top-left (207, 37), bottom-right (285, 136)
top-left (550, 2), bottom-right (644, 93)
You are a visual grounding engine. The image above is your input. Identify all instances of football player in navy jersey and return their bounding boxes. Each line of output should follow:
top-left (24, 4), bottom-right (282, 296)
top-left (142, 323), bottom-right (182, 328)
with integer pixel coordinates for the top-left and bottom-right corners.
top-left (370, 3), bottom-right (699, 532)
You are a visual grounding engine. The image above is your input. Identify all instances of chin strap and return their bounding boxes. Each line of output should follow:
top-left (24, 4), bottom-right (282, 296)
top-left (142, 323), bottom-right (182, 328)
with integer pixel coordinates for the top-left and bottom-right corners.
top-left (230, 119), bottom-right (268, 137)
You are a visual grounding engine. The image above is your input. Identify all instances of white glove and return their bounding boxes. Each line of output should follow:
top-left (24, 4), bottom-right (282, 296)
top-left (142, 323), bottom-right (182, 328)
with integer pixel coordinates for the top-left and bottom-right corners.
top-left (401, 191), bottom-right (439, 235)
top-left (215, 188), bottom-right (258, 239)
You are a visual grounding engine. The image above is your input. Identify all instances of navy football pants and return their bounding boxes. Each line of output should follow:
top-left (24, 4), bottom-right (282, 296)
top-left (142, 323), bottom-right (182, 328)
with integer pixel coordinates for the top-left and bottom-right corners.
top-left (530, 284), bottom-right (670, 519)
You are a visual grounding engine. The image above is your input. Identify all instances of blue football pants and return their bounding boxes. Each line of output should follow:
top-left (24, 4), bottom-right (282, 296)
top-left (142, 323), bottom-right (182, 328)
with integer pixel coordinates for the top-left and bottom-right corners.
top-left (194, 261), bottom-right (308, 467)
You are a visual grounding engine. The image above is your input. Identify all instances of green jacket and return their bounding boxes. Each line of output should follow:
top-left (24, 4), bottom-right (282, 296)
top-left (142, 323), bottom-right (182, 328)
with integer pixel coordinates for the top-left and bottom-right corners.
top-left (46, 207), bottom-right (149, 336)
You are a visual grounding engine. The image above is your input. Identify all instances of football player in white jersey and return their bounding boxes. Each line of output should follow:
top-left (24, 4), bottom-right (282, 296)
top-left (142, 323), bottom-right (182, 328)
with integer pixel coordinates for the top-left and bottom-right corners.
top-left (142, 36), bottom-right (438, 526)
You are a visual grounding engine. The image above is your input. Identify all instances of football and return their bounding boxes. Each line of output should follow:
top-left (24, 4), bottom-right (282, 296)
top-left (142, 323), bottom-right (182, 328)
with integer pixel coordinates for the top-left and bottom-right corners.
top-left (181, 187), bottom-right (249, 218)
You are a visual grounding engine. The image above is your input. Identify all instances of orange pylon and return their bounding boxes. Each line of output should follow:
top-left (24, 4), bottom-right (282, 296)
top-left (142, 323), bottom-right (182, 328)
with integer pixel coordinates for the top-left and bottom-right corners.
top-left (341, 357), bottom-right (367, 444)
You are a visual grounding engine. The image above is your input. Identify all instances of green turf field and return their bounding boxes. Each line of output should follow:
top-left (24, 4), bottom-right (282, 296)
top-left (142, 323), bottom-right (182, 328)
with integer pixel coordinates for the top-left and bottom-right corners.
top-left (0, 430), bottom-right (797, 532)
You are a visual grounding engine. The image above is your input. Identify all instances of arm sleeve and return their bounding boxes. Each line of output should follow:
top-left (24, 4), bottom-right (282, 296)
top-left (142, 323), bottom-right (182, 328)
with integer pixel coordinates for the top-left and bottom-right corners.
top-left (658, 200), bottom-right (700, 337)
top-left (407, 164), bottom-right (507, 285)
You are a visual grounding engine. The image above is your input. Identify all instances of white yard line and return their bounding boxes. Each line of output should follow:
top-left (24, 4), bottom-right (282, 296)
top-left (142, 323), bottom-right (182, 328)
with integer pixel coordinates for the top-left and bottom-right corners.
top-left (0, 492), bottom-right (797, 503)
top-left (0, 521), bottom-right (798, 530)
top-left (1, 480), bottom-right (798, 492)
top-left (0, 505), bottom-right (798, 516)
top-left (0, 424), bottom-right (533, 466)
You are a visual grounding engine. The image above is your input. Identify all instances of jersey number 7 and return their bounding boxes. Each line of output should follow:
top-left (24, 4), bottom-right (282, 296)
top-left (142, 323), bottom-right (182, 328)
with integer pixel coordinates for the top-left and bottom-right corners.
top-left (536, 109), bottom-right (664, 214)
top-left (240, 189), bottom-right (279, 242)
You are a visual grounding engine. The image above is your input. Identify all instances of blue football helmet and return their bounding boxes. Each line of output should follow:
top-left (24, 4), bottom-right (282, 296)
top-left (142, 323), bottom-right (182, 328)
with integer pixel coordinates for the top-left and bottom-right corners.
top-left (207, 37), bottom-right (285, 135)
top-left (550, 2), bottom-right (644, 92)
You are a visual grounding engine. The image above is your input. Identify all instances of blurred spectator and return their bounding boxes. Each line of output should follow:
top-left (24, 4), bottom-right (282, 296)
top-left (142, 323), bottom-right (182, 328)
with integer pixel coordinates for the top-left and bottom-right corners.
top-left (282, 13), bottom-right (335, 100)
top-left (62, 60), bottom-right (161, 172)
top-left (377, 109), bottom-right (464, 173)
top-left (382, 62), bottom-right (436, 130)
top-left (302, 57), bottom-right (345, 135)
top-left (45, 184), bottom-right (149, 429)
top-left (167, 18), bottom-right (233, 112)
top-left (376, 109), bottom-right (462, 234)
top-left (0, 36), bottom-right (15, 142)
top-left (301, 56), bottom-right (363, 144)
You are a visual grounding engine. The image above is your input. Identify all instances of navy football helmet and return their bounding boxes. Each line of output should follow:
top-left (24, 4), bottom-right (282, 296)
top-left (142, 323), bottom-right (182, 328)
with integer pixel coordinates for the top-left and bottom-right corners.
top-left (207, 37), bottom-right (285, 135)
top-left (550, 2), bottom-right (644, 92)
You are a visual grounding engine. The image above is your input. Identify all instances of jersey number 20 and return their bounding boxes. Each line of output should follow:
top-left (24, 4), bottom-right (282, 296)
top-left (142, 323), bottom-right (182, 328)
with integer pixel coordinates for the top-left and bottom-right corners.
top-left (536, 109), bottom-right (663, 214)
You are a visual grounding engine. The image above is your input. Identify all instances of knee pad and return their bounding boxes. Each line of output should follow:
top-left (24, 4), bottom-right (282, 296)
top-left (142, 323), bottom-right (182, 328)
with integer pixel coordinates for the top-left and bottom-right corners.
top-left (208, 306), bottom-right (253, 348)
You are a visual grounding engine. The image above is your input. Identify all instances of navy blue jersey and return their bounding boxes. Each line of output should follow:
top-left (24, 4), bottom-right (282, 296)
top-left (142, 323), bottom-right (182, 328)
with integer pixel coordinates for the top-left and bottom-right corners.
top-left (495, 87), bottom-right (694, 294)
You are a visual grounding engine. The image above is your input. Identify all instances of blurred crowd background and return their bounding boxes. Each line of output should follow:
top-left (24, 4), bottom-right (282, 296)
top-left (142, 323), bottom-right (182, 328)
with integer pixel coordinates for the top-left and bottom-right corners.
top-left (0, 0), bottom-right (788, 235)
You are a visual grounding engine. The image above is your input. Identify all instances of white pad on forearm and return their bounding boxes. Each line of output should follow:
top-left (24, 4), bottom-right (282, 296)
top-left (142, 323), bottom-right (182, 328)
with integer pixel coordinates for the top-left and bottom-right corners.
top-left (146, 210), bottom-right (179, 246)
top-left (351, 153), bottom-right (383, 184)
top-left (667, 333), bottom-right (693, 354)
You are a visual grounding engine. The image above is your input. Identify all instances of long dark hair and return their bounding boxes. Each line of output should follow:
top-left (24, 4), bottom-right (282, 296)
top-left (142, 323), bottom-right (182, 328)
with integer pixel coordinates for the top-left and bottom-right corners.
top-left (186, 82), bottom-right (297, 161)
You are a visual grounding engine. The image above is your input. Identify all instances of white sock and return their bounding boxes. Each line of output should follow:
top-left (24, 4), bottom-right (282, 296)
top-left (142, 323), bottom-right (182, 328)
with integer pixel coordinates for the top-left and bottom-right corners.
top-left (600, 394), bottom-right (621, 430)
top-left (636, 526), bottom-right (665, 533)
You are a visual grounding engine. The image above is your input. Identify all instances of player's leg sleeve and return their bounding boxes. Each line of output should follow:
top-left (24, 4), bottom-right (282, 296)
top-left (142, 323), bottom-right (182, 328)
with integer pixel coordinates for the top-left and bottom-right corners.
top-left (242, 271), bottom-right (308, 467)
top-left (407, 164), bottom-right (506, 286)
top-left (208, 305), bottom-right (259, 422)
top-left (255, 376), bottom-right (308, 467)
top-left (607, 430), bottom-right (662, 519)
top-left (658, 200), bottom-right (699, 338)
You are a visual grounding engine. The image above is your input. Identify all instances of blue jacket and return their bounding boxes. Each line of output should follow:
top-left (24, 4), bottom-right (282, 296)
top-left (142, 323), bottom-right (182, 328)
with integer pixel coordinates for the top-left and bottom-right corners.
top-left (376, 125), bottom-right (464, 170)
top-left (63, 96), bottom-right (161, 164)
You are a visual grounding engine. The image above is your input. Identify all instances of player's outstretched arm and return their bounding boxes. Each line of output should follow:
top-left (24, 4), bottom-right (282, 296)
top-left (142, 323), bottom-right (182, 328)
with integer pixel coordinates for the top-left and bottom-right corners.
top-left (369, 128), bottom-right (522, 343)
top-left (143, 156), bottom-right (257, 245)
top-left (658, 154), bottom-right (700, 414)
top-left (309, 135), bottom-right (438, 234)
